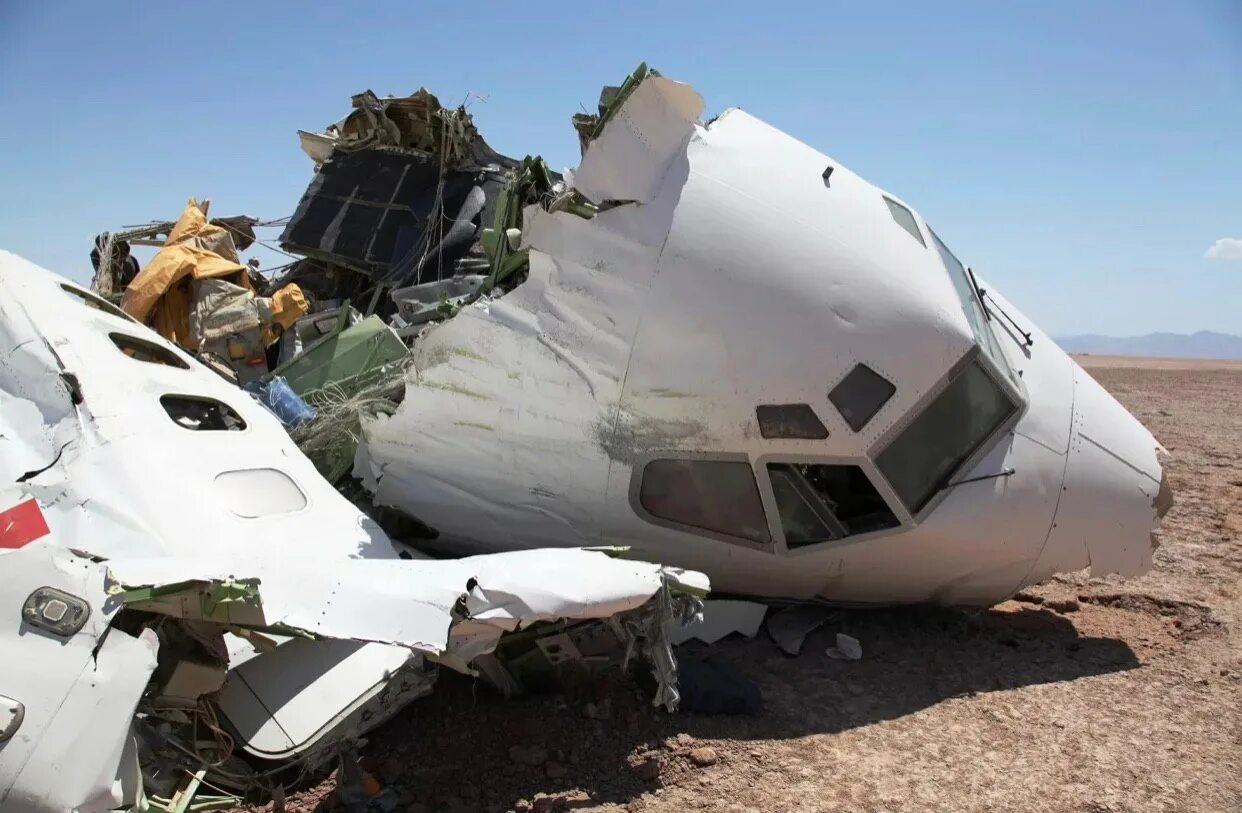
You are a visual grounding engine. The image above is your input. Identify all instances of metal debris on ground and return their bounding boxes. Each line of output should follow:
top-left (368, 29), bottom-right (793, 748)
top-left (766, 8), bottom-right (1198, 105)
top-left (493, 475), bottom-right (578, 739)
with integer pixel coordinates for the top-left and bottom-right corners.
top-left (825, 633), bottom-right (864, 661)
top-left (668, 599), bottom-right (768, 646)
top-left (765, 605), bottom-right (837, 656)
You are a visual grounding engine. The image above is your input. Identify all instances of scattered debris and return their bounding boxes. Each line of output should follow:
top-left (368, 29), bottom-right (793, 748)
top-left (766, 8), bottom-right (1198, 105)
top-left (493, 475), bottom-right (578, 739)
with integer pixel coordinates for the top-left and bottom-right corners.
top-left (668, 600), bottom-right (767, 645)
top-left (825, 633), bottom-right (863, 661)
top-left (765, 605), bottom-right (836, 656)
top-left (118, 199), bottom-right (307, 384)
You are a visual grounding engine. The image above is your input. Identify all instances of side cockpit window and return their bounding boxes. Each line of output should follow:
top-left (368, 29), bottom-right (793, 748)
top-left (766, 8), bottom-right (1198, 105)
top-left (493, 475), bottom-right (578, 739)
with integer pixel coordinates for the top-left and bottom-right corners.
top-left (639, 458), bottom-right (770, 543)
top-left (768, 463), bottom-right (899, 548)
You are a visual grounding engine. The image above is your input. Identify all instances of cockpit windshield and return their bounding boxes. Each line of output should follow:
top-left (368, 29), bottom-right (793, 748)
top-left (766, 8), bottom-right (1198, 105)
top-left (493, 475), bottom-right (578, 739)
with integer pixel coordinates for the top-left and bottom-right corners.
top-left (929, 229), bottom-right (1011, 378)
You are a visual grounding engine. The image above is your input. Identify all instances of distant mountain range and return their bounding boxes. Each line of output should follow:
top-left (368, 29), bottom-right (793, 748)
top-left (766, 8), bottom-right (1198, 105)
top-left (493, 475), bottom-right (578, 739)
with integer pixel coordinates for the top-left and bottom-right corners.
top-left (1055, 331), bottom-right (1242, 360)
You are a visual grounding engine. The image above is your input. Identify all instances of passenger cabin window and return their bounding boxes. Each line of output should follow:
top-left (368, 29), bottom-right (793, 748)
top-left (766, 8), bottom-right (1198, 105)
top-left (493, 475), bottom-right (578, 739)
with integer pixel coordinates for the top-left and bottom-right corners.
top-left (756, 404), bottom-right (828, 439)
top-left (884, 197), bottom-right (926, 247)
top-left (110, 333), bottom-right (190, 369)
top-left (876, 359), bottom-right (1017, 513)
top-left (767, 463), bottom-right (899, 547)
top-left (928, 229), bottom-right (1010, 376)
top-left (639, 459), bottom-right (770, 543)
top-left (61, 284), bottom-right (137, 323)
top-left (162, 395), bottom-right (247, 431)
top-left (829, 364), bottom-right (895, 432)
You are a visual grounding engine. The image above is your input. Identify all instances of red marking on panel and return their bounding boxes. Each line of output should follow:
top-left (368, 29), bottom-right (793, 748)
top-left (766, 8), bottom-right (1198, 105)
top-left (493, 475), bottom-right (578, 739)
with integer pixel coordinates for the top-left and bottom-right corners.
top-left (0, 499), bottom-right (50, 549)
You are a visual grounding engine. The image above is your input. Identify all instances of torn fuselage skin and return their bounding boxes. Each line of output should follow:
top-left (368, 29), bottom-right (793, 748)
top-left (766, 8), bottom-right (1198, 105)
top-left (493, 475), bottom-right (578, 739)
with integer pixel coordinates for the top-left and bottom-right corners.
top-left (359, 70), bottom-right (1170, 608)
top-left (0, 256), bottom-right (707, 812)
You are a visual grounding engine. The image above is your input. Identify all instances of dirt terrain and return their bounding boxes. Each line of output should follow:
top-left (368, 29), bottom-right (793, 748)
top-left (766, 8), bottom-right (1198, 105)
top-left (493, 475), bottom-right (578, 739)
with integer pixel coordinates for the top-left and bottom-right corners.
top-left (236, 357), bottom-right (1241, 813)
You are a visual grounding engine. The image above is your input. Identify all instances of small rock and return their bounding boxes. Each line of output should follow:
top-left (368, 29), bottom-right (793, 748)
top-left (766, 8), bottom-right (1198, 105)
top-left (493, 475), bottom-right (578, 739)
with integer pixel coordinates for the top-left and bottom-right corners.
top-left (532, 793), bottom-right (567, 813)
top-left (629, 756), bottom-right (661, 781)
top-left (508, 745), bottom-right (548, 766)
top-left (1046, 598), bottom-right (1080, 613)
top-left (544, 761), bottom-right (568, 779)
top-left (663, 733), bottom-right (693, 750)
top-left (688, 747), bottom-right (718, 767)
top-left (514, 800), bottom-right (533, 813)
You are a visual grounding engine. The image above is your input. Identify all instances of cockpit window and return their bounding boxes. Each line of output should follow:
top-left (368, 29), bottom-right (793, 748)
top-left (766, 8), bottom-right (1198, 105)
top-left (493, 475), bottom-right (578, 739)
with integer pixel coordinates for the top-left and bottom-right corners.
top-left (829, 364), bottom-right (896, 432)
top-left (929, 229), bottom-right (1009, 375)
top-left (768, 463), bottom-right (899, 547)
top-left (876, 358), bottom-right (1018, 513)
top-left (884, 197), bottom-right (926, 247)
top-left (639, 458), bottom-right (770, 543)
top-left (756, 404), bottom-right (829, 439)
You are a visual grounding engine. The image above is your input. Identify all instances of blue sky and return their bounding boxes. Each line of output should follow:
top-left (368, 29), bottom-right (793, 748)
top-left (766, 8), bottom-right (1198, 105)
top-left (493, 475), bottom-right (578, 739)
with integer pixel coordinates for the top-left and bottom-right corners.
top-left (1, 1), bottom-right (1238, 336)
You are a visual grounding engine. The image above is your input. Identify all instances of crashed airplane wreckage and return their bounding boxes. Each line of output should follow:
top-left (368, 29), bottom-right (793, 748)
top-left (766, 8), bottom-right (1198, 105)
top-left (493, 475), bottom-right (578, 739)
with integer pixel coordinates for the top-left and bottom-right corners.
top-left (1, 65), bottom-right (1172, 811)
top-left (0, 259), bottom-right (705, 810)
top-left (274, 66), bottom-right (1172, 603)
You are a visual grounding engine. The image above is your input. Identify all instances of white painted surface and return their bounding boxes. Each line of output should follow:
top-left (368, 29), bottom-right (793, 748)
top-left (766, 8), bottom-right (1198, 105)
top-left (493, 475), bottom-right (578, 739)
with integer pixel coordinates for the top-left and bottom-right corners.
top-left (0, 544), bottom-right (156, 813)
top-left (0, 253), bottom-right (709, 790)
top-left (359, 75), bottom-right (1167, 606)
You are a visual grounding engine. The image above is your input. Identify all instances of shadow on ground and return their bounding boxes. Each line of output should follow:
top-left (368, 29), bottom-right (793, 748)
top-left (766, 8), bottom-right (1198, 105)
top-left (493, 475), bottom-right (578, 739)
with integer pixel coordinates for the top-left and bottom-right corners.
top-left (291, 603), bottom-right (1138, 812)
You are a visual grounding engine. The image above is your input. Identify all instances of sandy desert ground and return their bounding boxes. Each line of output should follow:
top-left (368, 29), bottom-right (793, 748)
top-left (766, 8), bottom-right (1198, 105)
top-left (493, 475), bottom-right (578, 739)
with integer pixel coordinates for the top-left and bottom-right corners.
top-left (234, 356), bottom-right (1241, 813)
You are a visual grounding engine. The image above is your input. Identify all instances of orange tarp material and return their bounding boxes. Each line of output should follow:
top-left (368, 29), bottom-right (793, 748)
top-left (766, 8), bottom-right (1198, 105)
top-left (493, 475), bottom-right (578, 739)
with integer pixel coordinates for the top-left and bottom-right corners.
top-left (122, 199), bottom-right (248, 349)
top-left (121, 199), bottom-right (307, 350)
top-left (262, 284), bottom-right (309, 346)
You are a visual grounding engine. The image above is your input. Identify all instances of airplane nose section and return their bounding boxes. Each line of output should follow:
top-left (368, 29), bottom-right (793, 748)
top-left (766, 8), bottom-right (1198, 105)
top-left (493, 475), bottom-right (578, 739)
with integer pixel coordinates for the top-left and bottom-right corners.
top-left (1030, 364), bottom-right (1170, 580)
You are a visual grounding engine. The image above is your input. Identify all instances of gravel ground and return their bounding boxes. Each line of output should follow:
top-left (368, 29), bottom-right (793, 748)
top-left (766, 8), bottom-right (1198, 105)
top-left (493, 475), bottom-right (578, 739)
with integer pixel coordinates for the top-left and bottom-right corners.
top-left (232, 358), bottom-right (1242, 813)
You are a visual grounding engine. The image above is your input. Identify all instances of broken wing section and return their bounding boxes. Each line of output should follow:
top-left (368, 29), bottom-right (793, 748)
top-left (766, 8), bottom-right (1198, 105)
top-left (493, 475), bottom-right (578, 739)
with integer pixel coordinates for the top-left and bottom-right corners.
top-left (105, 549), bottom-right (707, 709)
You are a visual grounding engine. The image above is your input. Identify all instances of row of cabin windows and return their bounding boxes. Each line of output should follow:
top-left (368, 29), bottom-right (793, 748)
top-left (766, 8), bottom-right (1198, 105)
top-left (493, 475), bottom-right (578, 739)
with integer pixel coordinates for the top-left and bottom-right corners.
top-left (65, 284), bottom-right (252, 432)
top-left (638, 458), bottom-right (900, 548)
top-left (63, 283), bottom-right (306, 517)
